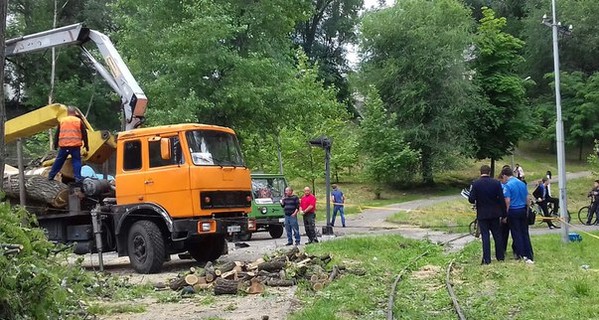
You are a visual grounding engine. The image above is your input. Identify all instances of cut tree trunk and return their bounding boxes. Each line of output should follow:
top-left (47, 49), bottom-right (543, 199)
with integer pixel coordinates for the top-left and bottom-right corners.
top-left (258, 259), bottom-right (286, 272)
top-left (214, 278), bottom-right (240, 295)
top-left (266, 279), bottom-right (294, 287)
top-left (215, 261), bottom-right (236, 276)
top-left (3, 175), bottom-right (68, 208)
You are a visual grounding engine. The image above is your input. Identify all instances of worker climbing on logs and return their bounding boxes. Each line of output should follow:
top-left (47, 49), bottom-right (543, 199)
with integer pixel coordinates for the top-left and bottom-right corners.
top-left (47, 106), bottom-right (89, 183)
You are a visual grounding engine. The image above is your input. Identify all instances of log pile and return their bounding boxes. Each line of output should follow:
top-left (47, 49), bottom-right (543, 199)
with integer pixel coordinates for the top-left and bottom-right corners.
top-left (163, 247), bottom-right (361, 296)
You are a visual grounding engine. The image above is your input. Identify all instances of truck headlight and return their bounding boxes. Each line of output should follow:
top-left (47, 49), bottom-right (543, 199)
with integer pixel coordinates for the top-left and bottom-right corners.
top-left (200, 222), bottom-right (211, 232)
top-left (260, 207), bottom-right (268, 214)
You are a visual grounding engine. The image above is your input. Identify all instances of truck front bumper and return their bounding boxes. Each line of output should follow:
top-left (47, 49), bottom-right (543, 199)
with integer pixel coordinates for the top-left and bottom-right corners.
top-left (171, 217), bottom-right (256, 241)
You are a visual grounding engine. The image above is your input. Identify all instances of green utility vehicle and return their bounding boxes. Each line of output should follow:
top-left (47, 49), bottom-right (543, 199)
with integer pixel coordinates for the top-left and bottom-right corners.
top-left (238, 173), bottom-right (287, 240)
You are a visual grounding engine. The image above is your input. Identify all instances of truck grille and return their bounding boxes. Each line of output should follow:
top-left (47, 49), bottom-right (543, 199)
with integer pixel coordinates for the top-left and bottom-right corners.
top-left (200, 191), bottom-right (252, 209)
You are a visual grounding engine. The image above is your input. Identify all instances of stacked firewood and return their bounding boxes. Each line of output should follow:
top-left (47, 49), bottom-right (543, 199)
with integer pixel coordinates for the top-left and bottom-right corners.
top-left (165, 247), bottom-right (361, 295)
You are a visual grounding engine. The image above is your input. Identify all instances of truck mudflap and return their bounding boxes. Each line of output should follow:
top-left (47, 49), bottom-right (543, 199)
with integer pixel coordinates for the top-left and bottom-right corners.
top-left (171, 217), bottom-right (256, 241)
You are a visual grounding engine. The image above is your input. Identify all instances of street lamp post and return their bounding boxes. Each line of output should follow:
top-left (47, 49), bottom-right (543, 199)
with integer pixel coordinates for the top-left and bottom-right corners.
top-left (309, 136), bottom-right (334, 236)
top-left (542, 1), bottom-right (572, 243)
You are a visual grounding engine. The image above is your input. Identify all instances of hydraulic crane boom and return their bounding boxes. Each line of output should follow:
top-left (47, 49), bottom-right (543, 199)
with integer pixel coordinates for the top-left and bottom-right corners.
top-left (5, 23), bottom-right (147, 131)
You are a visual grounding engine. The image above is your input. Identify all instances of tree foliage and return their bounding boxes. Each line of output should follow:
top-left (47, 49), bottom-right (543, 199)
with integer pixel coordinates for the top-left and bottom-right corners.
top-left (294, 0), bottom-right (363, 109)
top-left (467, 7), bottom-right (531, 171)
top-left (359, 0), bottom-right (474, 184)
top-left (360, 90), bottom-right (419, 190)
top-left (7, 0), bottom-right (120, 129)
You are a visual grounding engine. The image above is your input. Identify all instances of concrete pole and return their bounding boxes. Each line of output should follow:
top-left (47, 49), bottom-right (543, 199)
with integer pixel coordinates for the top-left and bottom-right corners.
top-left (550, 0), bottom-right (570, 242)
top-left (325, 146), bottom-right (331, 227)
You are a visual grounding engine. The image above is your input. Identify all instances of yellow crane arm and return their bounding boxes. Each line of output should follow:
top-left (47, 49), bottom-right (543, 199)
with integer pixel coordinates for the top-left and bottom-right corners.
top-left (5, 103), bottom-right (116, 164)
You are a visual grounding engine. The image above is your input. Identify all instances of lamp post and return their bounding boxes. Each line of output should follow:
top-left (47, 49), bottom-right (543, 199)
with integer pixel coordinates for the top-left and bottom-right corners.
top-left (309, 136), bottom-right (334, 236)
top-left (542, 1), bottom-right (572, 243)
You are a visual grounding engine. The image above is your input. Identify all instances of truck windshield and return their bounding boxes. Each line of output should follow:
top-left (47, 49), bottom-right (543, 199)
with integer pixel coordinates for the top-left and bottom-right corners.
top-left (251, 177), bottom-right (287, 204)
top-left (185, 130), bottom-right (245, 167)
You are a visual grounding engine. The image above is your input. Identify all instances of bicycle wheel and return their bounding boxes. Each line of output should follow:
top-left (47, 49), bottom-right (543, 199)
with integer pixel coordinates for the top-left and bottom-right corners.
top-left (578, 206), bottom-right (597, 225)
top-left (469, 220), bottom-right (478, 237)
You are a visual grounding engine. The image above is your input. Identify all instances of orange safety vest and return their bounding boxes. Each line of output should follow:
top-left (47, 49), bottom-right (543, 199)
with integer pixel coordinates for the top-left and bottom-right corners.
top-left (58, 116), bottom-right (83, 147)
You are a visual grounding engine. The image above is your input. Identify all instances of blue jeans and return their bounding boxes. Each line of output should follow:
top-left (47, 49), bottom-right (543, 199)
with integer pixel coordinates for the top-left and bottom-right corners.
top-left (508, 208), bottom-right (534, 260)
top-left (332, 205), bottom-right (345, 227)
top-left (48, 147), bottom-right (83, 182)
top-left (284, 215), bottom-right (300, 244)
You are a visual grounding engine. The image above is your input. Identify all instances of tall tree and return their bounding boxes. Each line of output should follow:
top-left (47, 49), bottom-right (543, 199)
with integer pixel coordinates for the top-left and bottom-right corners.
top-left (294, 0), bottom-right (363, 109)
top-left (360, 90), bottom-right (419, 197)
top-left (468, 7), bottom-right (530, 174)
top-left (359, 0), bottom-right (474, 185)
top-left (6, 0), bottom-right (120, 130)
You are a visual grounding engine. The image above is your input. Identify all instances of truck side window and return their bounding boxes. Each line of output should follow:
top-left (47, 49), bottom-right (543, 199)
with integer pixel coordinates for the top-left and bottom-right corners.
top-left (123, 140), bottom-right (142, 170)
top-left (149, 136), bottom-right (183, 168)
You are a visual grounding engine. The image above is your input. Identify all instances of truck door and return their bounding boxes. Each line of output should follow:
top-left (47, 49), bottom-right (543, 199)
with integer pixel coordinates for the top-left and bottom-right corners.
top-left (116, 139), bottom-right (147, 204)
top-left (144, 135), bottom-right (192, 218)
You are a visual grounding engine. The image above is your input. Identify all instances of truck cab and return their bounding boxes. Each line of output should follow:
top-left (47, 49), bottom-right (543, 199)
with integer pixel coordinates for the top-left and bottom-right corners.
top-left (238, 173), bottom-right (288, 240)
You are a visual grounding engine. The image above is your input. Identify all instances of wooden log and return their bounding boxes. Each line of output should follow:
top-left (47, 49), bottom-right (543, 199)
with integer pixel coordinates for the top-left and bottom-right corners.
top-left (169, 277), bottom-right (187, 291)
top-left (237, 272), bottom-right (255, 281)
top-left (247, 258), bottom-right (265, 271)
top-left (320, 254), bottom-right (332, 266)
top-left (296, 258), bottom-right (312, 268)
top-left (285, 246), bottom-right (300, 260)
top-left (257, 270), bottom-right (280, 278)
top-left (193, 283), bottom-right (213, 291)
top-left (328, 265), bottom-right (339, 282)
top-left (3, 174), bottom-right (69, 208)
top-left (205, 261), bottom-right (216, 282)
top-left (185, 274), bottom-right (199, 286)
top-left (266, 279), bottom-right (294, 287)
top-left (258, 259), bottom-right (286, 272)
top-left (214, 278), bottom-right (240, 295)
top-left (312, 282), bottom-right (324, 291)
top-left (247, 278), bottom-right (265, 294)
top-left (221, 270), bottom-right (237, 280)
top-left (215, 261), bottom-right (236, 276)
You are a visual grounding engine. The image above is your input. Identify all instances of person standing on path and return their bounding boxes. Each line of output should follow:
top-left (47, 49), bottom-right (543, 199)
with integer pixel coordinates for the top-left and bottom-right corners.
top-left (48, 106), bottom-right (89, 183)
top-left (468, 165), bottom-right (507, 265)
top-left (331, 184), bottom-right (346, 227)
top-left (300, 187), bottom-right (319, 244)
top-left (280, 187), bottom-right (301, 246)
top-left (514, 163), bottom-right (526, 185)
top-left (501, 167), bottom-right (534, 264)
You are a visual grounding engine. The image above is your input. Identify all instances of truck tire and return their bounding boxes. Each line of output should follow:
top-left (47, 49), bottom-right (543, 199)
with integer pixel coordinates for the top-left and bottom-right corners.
top-left (187, 235), bottom-right (226, 262)
top-left (268, 225), bottom-right (284, 239)
top-left (127, 220), bottom-right (165, 274)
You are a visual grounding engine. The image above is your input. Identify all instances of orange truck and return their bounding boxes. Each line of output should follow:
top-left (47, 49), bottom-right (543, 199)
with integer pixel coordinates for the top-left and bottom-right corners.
top-left (5, 24), bottom-right (255, 273)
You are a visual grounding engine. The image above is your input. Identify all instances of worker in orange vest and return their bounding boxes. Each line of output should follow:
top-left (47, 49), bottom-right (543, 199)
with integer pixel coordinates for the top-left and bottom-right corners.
top-left (48, 107), bottom-right (89, 183)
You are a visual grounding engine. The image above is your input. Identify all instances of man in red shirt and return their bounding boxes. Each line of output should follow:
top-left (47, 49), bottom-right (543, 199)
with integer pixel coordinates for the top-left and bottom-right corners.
top-left (300, 187), bottom-right (319, 244)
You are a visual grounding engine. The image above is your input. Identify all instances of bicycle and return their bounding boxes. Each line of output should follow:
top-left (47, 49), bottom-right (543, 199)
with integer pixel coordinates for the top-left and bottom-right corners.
top-left (577, 195), bottom-right (598, 225)
top-left (461, 188), bottom-right (479, 237)
top-left (532, 199), bottom-right (571, 227)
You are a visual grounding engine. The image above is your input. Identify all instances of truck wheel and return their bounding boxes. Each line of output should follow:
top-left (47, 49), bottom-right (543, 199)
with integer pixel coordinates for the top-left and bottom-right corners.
top-left (187, 235), bottom-right (226, 262)
top-left (268, 225), bottom-right (284, 239)
top-left (127, 220), bottom-right (165, 274)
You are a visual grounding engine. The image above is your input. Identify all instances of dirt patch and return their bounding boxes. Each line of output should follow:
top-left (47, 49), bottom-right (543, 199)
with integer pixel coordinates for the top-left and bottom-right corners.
top-left (102, 287), bottom-right (297, 320)
top-left (412, 264), bottom-right (442, 280)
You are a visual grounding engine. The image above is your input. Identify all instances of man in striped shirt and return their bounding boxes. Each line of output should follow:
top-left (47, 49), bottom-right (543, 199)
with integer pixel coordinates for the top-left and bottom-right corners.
top-left (280, 187), bottom-right (301, 246)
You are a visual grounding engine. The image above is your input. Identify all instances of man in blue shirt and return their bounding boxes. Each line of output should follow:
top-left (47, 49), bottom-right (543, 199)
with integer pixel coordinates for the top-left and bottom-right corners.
top-left (501, 167), bottom-right (534, 264)
top-left (331, 184), bottom-right (346, 227)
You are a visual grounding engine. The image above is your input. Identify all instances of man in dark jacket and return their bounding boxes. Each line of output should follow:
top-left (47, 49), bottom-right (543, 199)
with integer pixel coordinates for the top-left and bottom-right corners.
top-left (469, 165), bottom-right (507, 264)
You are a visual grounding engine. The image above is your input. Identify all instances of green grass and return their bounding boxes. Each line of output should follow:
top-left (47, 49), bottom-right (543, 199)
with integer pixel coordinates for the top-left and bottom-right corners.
top-left (289, 235), bottom-right (450, 320)
top-left (386, 176), bottom-right (596, 232)
top-left (291, 232), bottom-right (599, 319)
top-left (454, 233), bottom-right (599, 319)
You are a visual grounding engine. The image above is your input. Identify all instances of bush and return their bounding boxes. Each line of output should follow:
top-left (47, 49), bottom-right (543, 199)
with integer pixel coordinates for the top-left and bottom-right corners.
top-left (0, 203), bottom-right (89, 319)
